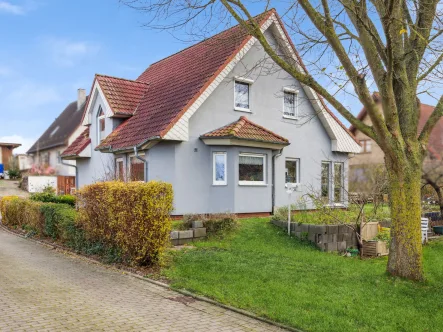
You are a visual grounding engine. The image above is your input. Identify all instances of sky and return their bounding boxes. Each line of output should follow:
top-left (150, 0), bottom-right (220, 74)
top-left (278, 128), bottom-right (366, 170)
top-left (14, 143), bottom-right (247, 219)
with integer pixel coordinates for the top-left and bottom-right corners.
top-left (0, 1), bottom-right (437, 154)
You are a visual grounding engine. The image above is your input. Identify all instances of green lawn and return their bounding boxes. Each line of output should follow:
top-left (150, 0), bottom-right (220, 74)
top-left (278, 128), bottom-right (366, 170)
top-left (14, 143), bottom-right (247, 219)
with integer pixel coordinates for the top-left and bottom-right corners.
top-left (163, 218), bottom-right (443, 332)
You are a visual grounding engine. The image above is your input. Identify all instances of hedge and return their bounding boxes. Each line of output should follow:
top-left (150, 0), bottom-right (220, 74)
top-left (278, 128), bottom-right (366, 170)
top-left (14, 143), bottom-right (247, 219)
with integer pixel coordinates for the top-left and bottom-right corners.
top-left (76, 181), bottom-right (174, 265)
top-left (30, 192), bottom-right (76, 207)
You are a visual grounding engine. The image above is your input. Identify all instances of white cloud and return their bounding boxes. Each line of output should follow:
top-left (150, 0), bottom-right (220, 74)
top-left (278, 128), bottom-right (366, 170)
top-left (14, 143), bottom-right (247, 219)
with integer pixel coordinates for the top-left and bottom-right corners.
top-left (0, 135), bottom-right (36, 154)
top-left (43, 37), bottom-right (100, 67)
top-left (4, 82), bottom-right (62, 110)
top-left (0, 1), bottom-right (25, 15)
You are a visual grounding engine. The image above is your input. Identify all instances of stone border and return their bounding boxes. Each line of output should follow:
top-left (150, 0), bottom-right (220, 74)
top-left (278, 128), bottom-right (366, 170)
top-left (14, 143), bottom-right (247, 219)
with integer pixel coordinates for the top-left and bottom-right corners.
top-left (0, 223), bottom-right (301, 332)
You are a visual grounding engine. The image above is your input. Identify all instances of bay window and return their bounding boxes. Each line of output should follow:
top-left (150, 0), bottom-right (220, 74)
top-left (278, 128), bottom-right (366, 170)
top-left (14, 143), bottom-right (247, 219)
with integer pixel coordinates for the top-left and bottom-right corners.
top-left (239, 153), bottom-right (265, 185)
top-left (213, 152), bottom-right (227, 185)
top-left (129, 156), bottom-right (145, 182)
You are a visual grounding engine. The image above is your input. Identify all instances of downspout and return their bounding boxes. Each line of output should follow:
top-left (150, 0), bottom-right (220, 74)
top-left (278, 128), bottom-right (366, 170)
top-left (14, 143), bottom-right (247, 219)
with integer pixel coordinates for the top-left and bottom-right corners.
top-left (134, 146), bottom-right (148, 182)
top-left (272, 149), bottom-right (283, 215)
top-left (61, 160), bottom-right (78, 191)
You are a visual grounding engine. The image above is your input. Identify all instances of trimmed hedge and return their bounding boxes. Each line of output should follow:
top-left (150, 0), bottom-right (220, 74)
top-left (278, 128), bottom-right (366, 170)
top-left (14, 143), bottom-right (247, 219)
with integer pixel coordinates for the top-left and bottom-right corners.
top-left (76, 181), bottom-right (173, 265)
top-left (30, 192), bottom-right (76, 207)
top-left (1, 180), bottom-right (174, 266)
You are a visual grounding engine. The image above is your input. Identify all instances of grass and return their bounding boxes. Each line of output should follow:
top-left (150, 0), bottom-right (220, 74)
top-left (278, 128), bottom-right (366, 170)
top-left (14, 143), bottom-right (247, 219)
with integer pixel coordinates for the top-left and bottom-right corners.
top-left (163, 218), bottom-right (443, 332)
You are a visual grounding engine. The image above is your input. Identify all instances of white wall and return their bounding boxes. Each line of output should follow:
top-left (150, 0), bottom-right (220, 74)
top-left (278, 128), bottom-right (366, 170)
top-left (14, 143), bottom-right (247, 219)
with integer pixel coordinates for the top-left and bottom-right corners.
top-left (28, 176), bottom-right (57, 193)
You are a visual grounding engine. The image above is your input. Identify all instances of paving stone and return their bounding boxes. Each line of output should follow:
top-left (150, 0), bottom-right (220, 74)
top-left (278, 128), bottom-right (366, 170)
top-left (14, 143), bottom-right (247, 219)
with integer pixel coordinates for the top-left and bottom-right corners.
top-left (0, 229), bottom-right (283, 332)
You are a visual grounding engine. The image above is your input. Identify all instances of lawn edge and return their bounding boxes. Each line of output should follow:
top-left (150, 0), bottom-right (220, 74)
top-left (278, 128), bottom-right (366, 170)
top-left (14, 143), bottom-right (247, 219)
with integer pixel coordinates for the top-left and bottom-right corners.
top-left (0, 223), bottom-right (302, 332)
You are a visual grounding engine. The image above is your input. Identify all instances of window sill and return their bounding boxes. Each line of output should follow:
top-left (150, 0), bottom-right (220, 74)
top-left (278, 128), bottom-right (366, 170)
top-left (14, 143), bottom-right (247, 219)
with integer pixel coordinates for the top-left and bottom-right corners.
top-left (283, 115), bottom-right (299, 120)
top-left (238, 181), bottom-right (267, 186)
top-left (213, 183), bottom-right (227, 186)
top-left (234, 107), bottom-right (252, 113)
top-left (324, 203), bottom-right (346, 208)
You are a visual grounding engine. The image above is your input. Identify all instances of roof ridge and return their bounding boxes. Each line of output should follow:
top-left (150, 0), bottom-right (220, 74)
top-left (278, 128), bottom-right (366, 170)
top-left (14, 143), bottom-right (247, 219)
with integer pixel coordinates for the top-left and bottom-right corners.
top-left (141, 9), bottom-right (275, 71)
top-left (96, 73), bottom-right (150, 85)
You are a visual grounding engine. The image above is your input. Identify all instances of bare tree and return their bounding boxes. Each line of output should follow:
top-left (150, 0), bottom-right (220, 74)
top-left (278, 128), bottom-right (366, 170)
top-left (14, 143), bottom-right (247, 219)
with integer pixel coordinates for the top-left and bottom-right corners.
top-left (123, 0), bottom-right (443, 280)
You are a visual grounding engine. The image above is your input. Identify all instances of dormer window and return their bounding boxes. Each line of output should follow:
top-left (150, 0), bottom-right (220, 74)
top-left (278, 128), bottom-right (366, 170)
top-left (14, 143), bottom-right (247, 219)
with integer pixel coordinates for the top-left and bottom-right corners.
top-left (97, 106), bottom-right (105, 143)
top-left (50, 126), bottom-right (59, 137)
top-left (283, 88), bottom-right (299, 119)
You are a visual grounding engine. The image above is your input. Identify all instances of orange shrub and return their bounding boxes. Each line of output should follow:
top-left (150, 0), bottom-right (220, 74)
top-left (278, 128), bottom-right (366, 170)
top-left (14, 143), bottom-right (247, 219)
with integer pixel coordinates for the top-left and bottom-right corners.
top-left (76, 181), bottom-right (173, 265)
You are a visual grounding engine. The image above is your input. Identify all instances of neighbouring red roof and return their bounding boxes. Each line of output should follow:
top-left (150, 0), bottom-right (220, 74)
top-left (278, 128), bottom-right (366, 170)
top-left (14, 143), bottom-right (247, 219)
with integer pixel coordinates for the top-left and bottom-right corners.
top-left (349, 96), bottom-right (439, 157)
top-left (95, 74), bottom-right (149, 115)
top-left (96, 10), bottom-right (274, 151)
top-left (61, 129), bottom-right (90, 157)
top-left (201, 116), bottom-right (289, 145)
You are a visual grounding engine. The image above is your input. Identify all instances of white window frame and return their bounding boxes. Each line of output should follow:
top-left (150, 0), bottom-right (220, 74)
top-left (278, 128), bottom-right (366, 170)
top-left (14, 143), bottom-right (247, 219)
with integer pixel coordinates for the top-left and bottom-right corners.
top-left (238, 153), bottom-right (266, 186)
top-left (115, 157), bottom-right (124, 181)
top-left (234, 77), bottom-right (253, 113)
top-left (283, 87), bottom-right (299, 119)
top-left (97, 106), bottom-right (106, 144)
top-left (285, 158), bottom-right (300, 184)
top-left (213, 152), bottom-right (227, 186)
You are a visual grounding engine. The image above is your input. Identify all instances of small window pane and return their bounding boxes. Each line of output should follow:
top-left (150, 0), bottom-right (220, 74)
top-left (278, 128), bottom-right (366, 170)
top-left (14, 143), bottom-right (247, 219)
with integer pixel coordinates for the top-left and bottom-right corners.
top-left (213, 153), bottom-right (227, 185)
top-left (235, 81), bottom-right (249, 109)
top-left (334, 163), bottom-right (343, 202)
top-left (284, 92), bottom-right (296, 117)
top-left (116, 160), bottom-right (124, 181)
top-left (321, 162), bottom-right (330, 198)
top-left (285, 159), bottom-right (298, 183)
top-left (239, 155), bottom-right (264, 182)
top-left (130, 157), bottom-right (144, 181)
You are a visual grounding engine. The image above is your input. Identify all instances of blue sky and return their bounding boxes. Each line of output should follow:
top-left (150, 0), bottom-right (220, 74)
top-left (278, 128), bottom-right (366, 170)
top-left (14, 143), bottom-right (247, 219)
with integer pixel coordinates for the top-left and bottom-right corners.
top-left (0, 1), bottom-right (437, 153)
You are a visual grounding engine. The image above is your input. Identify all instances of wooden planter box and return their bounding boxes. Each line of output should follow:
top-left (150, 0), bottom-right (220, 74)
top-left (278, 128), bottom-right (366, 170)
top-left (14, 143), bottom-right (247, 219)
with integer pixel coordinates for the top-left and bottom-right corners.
top-left (362, 240), bottom-right (389, 257)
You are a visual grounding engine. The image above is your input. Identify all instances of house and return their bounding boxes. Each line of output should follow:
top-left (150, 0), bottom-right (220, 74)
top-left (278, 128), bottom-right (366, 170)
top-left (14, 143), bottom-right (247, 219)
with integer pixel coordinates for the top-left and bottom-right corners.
top-left (62, 10), bottom-right (360, 216)
top-left (349, 93), bottom-right (437, 183)
top-left (0, 142), bottom-right (21, 177)
top-left (27, 89), bottom-right (87, 176)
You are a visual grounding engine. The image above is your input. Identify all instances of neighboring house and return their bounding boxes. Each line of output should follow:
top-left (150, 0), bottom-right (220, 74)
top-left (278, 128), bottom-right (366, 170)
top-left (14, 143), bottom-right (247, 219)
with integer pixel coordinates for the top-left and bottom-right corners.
top-left (349, 93), bottom-right (437, 187)
top-left (0, 143), bottom-right (21, 175)
top-left (27, 89), bottom-right (87, 176)
top-left (62, 10), bottom-right (360, 216)
top-left (17, 154), bottom-right (32, 171)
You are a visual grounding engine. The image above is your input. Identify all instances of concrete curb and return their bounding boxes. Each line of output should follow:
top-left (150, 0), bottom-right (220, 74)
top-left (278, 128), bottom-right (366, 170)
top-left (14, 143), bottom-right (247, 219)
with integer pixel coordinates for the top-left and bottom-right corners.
top-left (0, 223), bottom-right (302, 332)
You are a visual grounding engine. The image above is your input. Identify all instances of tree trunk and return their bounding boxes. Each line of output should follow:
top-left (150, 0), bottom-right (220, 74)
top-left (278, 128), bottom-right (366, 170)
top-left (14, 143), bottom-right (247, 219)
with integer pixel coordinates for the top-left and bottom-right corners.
top-left (386, 167), bottom-right (424, 281)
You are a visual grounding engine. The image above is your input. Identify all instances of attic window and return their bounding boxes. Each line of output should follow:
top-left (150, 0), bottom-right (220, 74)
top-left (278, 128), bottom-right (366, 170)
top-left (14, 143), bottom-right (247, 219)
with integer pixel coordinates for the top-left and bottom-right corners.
top-left (97, 106), bottom-right (106, 143)
top-left (50, 126), bottom-right (60, 137)
top-left (283, 88), bottom-right (299, 119)
top-left (234, 81), bottom-right (251, 112)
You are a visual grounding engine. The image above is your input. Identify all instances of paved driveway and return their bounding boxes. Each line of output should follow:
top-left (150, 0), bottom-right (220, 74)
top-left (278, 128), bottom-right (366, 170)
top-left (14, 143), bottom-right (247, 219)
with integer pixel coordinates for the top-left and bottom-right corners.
top-left (0, 229), bottom-right (284, 332)
top-left (0, 180), bottom-right (28, 198)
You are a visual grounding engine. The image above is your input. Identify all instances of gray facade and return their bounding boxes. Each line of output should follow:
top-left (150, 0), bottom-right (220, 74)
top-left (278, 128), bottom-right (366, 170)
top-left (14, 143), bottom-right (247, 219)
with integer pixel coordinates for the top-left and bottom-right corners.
top-left (75, 33), bottom-right (351, 215)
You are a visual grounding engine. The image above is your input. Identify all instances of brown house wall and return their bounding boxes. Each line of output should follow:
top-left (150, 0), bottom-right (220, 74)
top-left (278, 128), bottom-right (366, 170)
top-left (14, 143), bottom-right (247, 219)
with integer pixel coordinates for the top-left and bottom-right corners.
top-left (1, 147), bottom-right (13, 169)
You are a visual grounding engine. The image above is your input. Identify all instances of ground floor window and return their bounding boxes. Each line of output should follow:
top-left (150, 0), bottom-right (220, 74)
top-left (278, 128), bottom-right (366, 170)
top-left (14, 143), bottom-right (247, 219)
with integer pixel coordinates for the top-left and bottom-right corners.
top-left (285, 158), bottom-right (300, 184)
top-left (334, 162), bottom-right (344, 203)
top-left (115, 158), bottom-right (124, 181)
top-left (213, 152), bottom-right (227, 185)
top-left (239, 153), bottom-right (266, 185)
top-left (129, 156), bottom-right (145, 182)
top-left (321, 161), bottom-right (330, 199)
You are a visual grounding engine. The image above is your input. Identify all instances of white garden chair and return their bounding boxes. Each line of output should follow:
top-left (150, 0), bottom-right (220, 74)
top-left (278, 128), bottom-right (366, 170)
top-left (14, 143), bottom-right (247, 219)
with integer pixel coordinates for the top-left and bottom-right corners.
top-left (421, 217), bottom-right (429, 244)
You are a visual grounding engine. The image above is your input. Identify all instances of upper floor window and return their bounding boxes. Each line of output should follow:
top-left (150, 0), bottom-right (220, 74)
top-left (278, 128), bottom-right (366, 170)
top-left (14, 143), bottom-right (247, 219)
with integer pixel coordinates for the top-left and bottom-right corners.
top-left (234, 80), bottom-right (251, 112)
top-left (97, 106), bottom-right (105, 143)
top-left (283, 88), bottom-right (299, 118)
top-left (213, 152), bottom-right (227, 186)
top-left (360, 139), bottom-right (371, 153)
top-left (239, 153), bottom-right (266, 185)
top-left (285, 158), bottom-right (300, 184)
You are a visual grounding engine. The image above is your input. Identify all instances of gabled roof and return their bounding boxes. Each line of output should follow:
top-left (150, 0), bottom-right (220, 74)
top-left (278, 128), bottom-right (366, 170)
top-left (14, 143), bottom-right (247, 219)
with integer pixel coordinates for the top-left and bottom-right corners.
top-left (73, 9), bottom-right (358, 154)
top-left (96, 11), bottom-right (273, 152)
top-left (201, 116), bottom-right (289, 145)
top-left (95, 74), bottom-right (149, 116)
top-left (28, 99), bottom-right (87, 154)
top-left (61, 128), bottom-right (90, 158)
top-left (349, 96), bottom-right (439, 157)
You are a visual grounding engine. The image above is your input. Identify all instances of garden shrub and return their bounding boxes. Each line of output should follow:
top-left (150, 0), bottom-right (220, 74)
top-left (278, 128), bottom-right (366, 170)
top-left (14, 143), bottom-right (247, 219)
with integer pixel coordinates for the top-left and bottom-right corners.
top-left (39, 203), bottom-right (77, 239)
top-left (0, 198), bottom-right (44, 232)
top-left (183, 212), bottom-right (238, 235)
top-left (30, 192), bottom-right (76, 207)
top-left (0, 196), bottom-right (19, 219)
top-left (76, 181), bottom-right (173, 266)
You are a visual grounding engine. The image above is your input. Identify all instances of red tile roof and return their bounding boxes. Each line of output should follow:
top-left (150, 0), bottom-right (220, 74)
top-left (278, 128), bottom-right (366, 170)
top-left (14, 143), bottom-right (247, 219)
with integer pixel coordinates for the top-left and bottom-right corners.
top-left (96, 10), bottom-right (274, 151)
top-left (95, 74), bottom-right (149, 116)
top-left (349, 97), bottom-right (439, 157)
top-left (61, 129), bottom-right (90, 157)
top-left (201, 116), bottom-right (289, 145)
